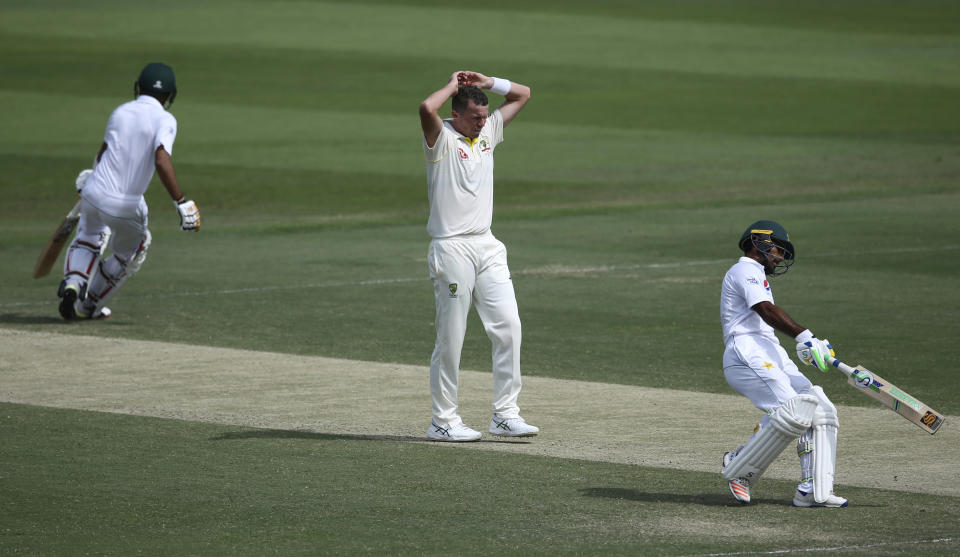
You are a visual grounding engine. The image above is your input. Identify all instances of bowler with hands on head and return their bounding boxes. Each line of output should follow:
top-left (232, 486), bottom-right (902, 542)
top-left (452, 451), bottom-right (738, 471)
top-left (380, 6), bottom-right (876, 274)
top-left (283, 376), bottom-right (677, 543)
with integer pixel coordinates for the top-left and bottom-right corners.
top-left (419, 70), bottom-right (538, 441)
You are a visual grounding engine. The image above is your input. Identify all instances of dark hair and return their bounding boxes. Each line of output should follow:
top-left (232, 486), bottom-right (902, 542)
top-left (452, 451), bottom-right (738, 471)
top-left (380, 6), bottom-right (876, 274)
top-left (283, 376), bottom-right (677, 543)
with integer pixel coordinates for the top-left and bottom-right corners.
top-left (452, 86), bottom-right (488, 112)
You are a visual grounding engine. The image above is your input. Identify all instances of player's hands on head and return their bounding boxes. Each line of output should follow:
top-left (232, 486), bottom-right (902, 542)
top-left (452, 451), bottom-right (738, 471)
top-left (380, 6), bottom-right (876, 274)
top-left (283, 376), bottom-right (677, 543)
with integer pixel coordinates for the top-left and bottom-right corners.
top-left (457, 71), bottom-right (491, 89)
top-left (796, 338), bottom-right (834, 372)
top-left (175, 199), bottom-right (200, 231)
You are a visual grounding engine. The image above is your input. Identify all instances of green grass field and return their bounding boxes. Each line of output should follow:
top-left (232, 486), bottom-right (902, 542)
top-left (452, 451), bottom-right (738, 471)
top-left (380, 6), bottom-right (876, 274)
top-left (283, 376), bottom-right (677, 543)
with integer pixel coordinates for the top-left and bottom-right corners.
top-left (2, 0), bottom-right (959, 554)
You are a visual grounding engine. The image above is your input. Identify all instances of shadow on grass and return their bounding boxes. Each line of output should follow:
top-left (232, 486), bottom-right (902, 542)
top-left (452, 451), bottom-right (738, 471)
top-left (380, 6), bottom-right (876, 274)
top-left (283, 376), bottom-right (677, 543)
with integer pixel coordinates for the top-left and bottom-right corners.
top-left (211, 429), bottom-right (536, 444)
top-left (580, 487), bottom-right (789, 507)
top-left (0, 313), bottom-right (64, 325)
top-left (210, 429), bottom-right (426, 443)
top-left (0, 313), bottom-right (129, 327)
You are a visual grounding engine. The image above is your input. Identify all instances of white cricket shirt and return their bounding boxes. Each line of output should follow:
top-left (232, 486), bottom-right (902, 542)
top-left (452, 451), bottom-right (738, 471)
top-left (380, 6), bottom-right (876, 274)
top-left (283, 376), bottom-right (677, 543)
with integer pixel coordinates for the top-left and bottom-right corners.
top-left (424, 109), bottom-right (504, 238)
top-left (720, 257), bottom-right (777, 344)
top-left (86, 95), bottom-right (177, 201)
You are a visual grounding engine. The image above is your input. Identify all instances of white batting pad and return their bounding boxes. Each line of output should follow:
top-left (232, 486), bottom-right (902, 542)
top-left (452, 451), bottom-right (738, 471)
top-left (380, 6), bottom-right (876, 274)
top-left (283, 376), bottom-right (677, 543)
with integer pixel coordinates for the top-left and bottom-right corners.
top-left (722, 394), bottom-right (819, 484)
top-left (810, 386), bottom-right (840, 503)
top-left (63, 238), bottom-right (100, 283)
top-left (84, 231), bottom-right (150, 313)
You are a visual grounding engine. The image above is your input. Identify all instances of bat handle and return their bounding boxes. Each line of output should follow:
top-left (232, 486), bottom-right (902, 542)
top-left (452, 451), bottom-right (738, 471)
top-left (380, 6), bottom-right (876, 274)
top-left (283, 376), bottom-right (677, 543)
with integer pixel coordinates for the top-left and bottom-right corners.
top-left (827, 356), bottom-right (856, 378)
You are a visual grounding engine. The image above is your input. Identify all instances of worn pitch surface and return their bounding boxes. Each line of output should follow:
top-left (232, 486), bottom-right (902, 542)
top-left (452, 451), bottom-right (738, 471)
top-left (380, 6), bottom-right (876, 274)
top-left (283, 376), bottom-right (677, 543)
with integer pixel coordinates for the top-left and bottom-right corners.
top-left (2, 328), bottom-right (954, 497)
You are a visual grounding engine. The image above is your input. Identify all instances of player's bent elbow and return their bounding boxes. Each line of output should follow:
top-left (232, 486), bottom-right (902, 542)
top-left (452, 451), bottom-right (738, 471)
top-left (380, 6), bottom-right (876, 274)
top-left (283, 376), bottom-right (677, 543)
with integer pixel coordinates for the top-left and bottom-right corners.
top-left (514, 85), bottom-right (531, 102)
top-left (419, 101), bottom-right (437, 118)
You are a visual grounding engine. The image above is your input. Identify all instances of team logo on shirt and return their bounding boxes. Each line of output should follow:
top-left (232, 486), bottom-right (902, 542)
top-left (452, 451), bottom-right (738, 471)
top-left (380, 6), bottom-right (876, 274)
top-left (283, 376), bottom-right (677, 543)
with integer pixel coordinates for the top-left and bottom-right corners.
top-left (448, 283), bottom-right (458, 298)
top-left (479, 139), bottom-right (490, 152)
top-left (458, 147), bottom-right (469, 159)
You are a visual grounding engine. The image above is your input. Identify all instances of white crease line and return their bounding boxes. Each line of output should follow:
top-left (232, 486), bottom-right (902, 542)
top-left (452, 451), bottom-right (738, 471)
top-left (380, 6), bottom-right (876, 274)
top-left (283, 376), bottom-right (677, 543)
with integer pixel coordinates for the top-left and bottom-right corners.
top-left (678, 537), bottom-right (956, 557)
top-left (6, 244), bottom-right (958, 308)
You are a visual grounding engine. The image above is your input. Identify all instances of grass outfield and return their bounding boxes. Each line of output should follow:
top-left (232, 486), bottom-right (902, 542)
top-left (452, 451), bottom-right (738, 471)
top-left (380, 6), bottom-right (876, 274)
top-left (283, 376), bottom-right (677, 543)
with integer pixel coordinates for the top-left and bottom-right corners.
top-left (3, 402), bottom-right (958, 556)
top-left (1, 0), bottom-right (959, 554)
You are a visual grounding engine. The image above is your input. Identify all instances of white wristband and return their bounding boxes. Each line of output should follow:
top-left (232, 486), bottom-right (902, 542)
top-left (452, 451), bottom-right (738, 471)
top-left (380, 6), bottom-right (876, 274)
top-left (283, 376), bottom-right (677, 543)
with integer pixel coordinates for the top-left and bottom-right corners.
top-left (794, 329), bottom-right (814, 343)
top-left (489, 77), bottom-right (511, 96)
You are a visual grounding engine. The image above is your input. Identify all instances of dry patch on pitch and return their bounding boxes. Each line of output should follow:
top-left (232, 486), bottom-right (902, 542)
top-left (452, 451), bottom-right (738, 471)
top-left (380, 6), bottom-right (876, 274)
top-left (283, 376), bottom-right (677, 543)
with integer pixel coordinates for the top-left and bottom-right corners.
top-left (1, 328), bottom-right (956, 497)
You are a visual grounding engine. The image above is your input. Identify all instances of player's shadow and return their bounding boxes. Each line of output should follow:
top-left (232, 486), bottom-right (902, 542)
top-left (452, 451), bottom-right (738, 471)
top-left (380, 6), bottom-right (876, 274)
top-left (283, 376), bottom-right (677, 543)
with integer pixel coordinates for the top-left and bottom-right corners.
top-left (579, 487), bottom-right (786, 507)
top-left (211, 429), bottom-right (533, 444)
top-left (210, 429), bottom-right (427, 443)
top-left (0, 313), bottom-right (64, 325)
top-left (0, 313), bottom-right (129, 326)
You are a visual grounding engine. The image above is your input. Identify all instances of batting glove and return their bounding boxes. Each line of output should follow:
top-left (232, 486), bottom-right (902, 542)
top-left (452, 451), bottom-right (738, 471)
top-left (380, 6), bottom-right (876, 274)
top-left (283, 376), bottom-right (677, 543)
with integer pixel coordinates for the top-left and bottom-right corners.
top-left (75, 168), bottom-right (93, 192)
top-left (795, 330), bottom-right (834, 373)
top-left (175, 199), bottom-right (200, 231)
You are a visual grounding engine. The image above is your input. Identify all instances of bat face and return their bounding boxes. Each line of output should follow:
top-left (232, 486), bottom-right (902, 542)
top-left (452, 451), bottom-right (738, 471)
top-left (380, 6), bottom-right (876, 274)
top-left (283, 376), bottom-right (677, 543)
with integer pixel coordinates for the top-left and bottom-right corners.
top-left (847, 366), bottom-right (945, 434)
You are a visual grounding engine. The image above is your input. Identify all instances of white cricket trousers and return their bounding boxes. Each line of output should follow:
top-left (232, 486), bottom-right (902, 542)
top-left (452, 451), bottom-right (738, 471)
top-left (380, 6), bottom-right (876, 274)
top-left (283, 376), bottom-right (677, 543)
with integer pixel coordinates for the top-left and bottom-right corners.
top-left (723, 334), bottom-right (813, 413)
top-left (64, 192), bottom-right (150, 312)
top-left (428, 231), bottom-right (523, 426)
top-left (724, 333), bottom-right (825, 490)
top-left (77, 193), bottom-right (149, 261)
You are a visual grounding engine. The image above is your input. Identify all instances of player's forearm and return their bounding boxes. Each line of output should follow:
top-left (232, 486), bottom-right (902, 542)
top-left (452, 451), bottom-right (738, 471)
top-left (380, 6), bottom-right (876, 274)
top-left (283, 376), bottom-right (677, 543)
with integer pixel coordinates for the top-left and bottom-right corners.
top-left (420, 80), bottom-right (459, 116)
top-left (752, 301), bottom-right (805, 338)
top-left (155, 147), bottom-right (184, 202)
top-left (503, 82), bottom-right (530, 103)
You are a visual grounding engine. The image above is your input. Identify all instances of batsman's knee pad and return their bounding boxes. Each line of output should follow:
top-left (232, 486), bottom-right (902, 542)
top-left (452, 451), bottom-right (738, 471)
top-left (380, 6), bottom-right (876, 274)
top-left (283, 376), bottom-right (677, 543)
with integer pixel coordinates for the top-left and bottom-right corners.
top-left (809, 386), bottom-right (839, 503)
top-left (63, 238), bottom-right (101, 284)
top-left (110, 229), bottom-right (151, 273)
top-left (722, 394), bottom-right (818, 484)
top-left (85, 234), bottom-right (146, 309)
top-left (126, 230), bottom-right (151, 274)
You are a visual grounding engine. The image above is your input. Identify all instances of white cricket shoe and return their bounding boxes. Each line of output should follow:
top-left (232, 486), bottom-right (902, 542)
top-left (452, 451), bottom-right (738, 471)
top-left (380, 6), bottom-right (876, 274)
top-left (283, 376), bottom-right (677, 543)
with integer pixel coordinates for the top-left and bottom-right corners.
top-left (488, 413), bottom-right (539, 437)
top-left (728, 478), bottom-right (752, 504)
top-left (427, 420), bottom-right (482, 442)
top-left (722, 448), bottom-right (751, 504)
top-left (791, 490), bottom-right (848, 508)
top-left (76, 305), bottom-right (112, 320)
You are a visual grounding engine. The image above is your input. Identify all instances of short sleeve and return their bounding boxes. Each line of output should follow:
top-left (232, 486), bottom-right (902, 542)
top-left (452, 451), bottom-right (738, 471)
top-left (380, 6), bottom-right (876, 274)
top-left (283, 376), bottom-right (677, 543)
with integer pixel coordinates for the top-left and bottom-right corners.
top-left (156, 114), bottom-right (177, 156)
top-left (487, 109), bottom-right (504, 147)
top-left (424, 125), bottom-right (453, 164)
top-left (740, 270), bottom-right (771, 308)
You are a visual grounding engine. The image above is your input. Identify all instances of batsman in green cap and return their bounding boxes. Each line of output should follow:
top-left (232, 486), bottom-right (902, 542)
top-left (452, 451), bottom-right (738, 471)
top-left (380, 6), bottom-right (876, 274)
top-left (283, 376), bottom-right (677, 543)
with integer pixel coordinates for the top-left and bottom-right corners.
top-left (718, 221), bottom-right (848, 508)
top-left (57, 62), bottom-right (200, 320)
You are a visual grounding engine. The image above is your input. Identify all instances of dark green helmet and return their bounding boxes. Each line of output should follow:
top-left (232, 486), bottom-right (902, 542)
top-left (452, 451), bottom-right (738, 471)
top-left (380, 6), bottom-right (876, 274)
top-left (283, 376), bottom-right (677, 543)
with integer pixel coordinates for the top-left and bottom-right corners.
top-left (134, 62), bottom-right (177, 107)
top-left (738, 220), bottom-right (795, 276)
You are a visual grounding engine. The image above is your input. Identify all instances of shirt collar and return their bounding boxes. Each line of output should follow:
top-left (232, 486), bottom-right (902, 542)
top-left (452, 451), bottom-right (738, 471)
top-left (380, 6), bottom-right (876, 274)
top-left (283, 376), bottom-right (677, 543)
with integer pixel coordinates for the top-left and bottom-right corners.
top-left (136, 95), bottom-right (164, 108)
top-left (739, 256), bottom-right (763, 270)
top-left (443, 119), bottom-right (480, 146)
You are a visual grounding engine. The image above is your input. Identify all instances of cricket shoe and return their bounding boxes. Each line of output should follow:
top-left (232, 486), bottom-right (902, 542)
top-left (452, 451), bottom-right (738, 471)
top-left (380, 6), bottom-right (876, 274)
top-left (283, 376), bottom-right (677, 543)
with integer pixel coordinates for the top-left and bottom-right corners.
top-left (722, 448), bottom-right (751, 504)
top-left (427, 420), bottom-right (482, 442)
top-left (76, 304), bottom-right (112, 320)
top-left (488, 413), bottom-right (539, 437)
top-left (791, 490), bottom-right (848, 508)
top-left (57, 282), bottom-right (79, 320)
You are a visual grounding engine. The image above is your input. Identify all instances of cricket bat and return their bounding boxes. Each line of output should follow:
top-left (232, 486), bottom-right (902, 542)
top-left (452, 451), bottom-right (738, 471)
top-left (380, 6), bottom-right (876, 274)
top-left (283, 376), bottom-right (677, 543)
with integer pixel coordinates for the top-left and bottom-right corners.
top-left (32, 198), bottom-right (82, 279)
top-left (828, 356), bottom-right (944, 434)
